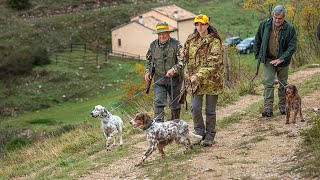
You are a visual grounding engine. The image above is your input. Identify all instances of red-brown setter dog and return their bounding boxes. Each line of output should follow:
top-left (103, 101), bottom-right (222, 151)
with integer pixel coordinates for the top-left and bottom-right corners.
top-left (285, 84), bottom-right (305, 124)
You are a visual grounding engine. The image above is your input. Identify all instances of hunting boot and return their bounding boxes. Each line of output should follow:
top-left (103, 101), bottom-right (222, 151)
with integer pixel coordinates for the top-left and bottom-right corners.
top-left (170, 109), bottom-right (181, 120)
top-left (262, 98), bottom-right (274, 117)
top-left (278, 86), bottom-right (286, 115)
top-left (203, 113), bottom-right (216, 147)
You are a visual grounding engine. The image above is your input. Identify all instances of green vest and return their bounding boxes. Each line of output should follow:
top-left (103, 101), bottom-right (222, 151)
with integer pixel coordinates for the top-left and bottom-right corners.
top-left (150, 38), bottom-right (179, 76)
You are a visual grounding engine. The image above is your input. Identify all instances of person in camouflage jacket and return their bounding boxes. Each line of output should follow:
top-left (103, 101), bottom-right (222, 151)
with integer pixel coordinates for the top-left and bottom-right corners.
top-left (182, 14), bottom-right (224, 147)
top-left (145, 22), bottom-right (184, 122)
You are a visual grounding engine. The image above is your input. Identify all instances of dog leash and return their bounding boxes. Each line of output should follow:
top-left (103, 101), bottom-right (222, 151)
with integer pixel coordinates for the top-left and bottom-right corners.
top-left (111, 76), bottom-right (166, 112)
top-left (263, 63), bottom-right (286, 89)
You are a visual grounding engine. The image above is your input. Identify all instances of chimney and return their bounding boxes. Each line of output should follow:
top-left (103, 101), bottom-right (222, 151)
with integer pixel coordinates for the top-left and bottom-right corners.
top-left (173, 11), bottom-right (179, 20)
top-left (138, 15), bottom-right (143, 24)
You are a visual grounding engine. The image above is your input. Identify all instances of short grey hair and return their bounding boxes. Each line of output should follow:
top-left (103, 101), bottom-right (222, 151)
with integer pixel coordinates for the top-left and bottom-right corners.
top-left (272, 5), bottom-right (286, 17)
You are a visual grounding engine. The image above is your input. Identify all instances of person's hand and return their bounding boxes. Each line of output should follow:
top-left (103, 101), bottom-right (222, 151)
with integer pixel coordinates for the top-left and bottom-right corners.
top-left (166, 68), bottom-right (174, 77)
top-left (179, 48), bottom-right (186, 57)
top-left (188, 75), bottom-right (197, 83)
top-left (145, 72), bottom-right (151, 82)
top-left (270, 59), bottom-right (282, 66)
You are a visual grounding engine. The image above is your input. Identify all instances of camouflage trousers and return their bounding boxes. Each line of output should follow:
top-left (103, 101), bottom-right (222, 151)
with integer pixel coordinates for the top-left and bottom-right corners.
top-left (153, 77), bottom-right (182, 122)
top-left (191, 94), bottom-right (217, 141)
top-left (263, 62), bottom-right (289, 112)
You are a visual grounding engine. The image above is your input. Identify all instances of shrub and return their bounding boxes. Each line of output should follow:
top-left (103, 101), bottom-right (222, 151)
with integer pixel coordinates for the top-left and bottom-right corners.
top-left (31, 47), bottom-right (51, 66)
top-left (6, 0), bottom-right (31, 10)
top-left (0, 49), bottom-right (33, 78)
top-left (0, 46), bottom-right (50, 79)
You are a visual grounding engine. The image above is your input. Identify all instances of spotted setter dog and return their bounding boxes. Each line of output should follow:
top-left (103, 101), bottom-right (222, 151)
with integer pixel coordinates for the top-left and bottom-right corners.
top-left (130, 112), bottom-right (201, 166)
top-left (285, 84), bottom-right (305, 124)
top-left (91, 105), bottom-right (123, 150)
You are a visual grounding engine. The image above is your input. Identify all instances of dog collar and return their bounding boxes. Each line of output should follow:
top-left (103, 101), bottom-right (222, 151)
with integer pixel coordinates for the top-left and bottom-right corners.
top-left (141, 120), bottom-right (155, 130)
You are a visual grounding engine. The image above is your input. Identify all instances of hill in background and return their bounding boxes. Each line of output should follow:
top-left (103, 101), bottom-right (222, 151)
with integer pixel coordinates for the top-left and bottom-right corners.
top-left (0, 0), bottom-right (259, 51)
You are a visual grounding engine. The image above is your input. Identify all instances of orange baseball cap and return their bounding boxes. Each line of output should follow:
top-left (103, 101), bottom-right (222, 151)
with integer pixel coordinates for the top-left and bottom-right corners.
top-left (194, 14), bottom-right (209, 24)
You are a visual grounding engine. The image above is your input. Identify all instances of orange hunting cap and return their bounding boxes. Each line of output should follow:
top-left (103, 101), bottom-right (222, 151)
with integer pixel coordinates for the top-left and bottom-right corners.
top-left (194, 14), bottom-right (209, 24)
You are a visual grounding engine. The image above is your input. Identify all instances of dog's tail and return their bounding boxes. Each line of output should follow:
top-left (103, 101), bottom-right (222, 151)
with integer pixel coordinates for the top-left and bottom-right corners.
top-left (188, 132), bottom-right (203, 145)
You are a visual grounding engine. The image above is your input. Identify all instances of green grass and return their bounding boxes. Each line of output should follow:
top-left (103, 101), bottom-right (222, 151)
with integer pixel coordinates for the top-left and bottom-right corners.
top-left (0, 54), bottom-right (148, 153)
top-left (1, 0), bottom-right (320, 178)
top-left (0, 123), bottom-right (146, 179)
top-left (291, 115), bottom-right (320, 178)
top-left (218, 113), bottom-right (242, 129)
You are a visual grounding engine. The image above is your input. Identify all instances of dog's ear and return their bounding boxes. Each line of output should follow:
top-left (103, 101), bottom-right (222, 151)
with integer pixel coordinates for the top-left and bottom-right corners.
top-left (144, 113), bottom-right (151, 124)
top-left (293, 85), bottom-right (298, 96)
top-left (102, 109), bottom-right (108, 117)
top-left (105, 110), bottom-right (112, 118)
top-left (285, 85), bottom-right (288, 95)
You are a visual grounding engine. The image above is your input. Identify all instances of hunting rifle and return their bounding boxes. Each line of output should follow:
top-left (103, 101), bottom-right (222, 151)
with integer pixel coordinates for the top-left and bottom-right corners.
top-left (146, 64), bottom-right (155, 94)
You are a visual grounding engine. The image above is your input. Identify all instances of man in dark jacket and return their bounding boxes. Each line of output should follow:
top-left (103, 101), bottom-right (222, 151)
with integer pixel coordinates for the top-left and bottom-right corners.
top-left (145, 22), bottom-right (184, 122)
top-left (254, 5), bottom-right (297, 117)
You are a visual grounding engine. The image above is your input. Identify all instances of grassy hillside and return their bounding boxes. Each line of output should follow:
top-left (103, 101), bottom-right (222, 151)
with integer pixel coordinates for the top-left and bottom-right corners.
top-left (0, 0), bottom-right (259, 50)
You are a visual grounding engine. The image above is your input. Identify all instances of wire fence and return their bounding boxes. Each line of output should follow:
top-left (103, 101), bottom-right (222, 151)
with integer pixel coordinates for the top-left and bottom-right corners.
top-left (52, 43), bottom-right (257, 87)
top-left (52, 43), bottom-right (106, 69)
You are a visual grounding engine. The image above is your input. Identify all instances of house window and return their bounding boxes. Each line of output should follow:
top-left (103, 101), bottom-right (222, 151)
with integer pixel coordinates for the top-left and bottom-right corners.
top-left (118, 39), bottom-right (121, 47)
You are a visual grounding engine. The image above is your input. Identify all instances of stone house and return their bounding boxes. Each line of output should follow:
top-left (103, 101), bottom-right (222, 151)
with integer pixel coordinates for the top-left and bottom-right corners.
top-left (111, 5), bottom-right (196, 59)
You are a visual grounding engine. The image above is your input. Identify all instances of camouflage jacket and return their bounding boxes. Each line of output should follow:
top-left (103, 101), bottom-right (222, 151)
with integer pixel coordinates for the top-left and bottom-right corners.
top-left (183, 33), bottom-right (224, 95)
top-left (145, 38), bottom-right (184, 77)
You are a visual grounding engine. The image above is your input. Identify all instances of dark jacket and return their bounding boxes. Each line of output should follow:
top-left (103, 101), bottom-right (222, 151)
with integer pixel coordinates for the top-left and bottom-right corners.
top-left (254, 18), bottom-right (297, 67)
top-left (146, 38), bottom-right (183, 84)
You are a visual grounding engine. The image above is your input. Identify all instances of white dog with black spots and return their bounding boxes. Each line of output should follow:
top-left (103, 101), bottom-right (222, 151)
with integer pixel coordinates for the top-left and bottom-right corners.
top-left (91, 105), bottom-right (123, 150)
top-left (130, 112), bottom-right (202, 166)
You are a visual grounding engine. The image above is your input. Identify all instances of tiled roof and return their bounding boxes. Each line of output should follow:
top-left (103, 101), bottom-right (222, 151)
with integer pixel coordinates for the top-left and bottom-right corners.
top-left (133, 16), bottom-right (177, 31)
top-left (113, 5), bottom-right (193, 31)
top-left (152, 5), bottom-right (195, 21)
top-left (111, 16), bottom-right (177, 32)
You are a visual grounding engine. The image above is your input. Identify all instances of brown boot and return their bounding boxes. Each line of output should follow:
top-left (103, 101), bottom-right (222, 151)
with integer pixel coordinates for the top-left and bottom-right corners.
top-left (170, 109), bottom-right (181, 120)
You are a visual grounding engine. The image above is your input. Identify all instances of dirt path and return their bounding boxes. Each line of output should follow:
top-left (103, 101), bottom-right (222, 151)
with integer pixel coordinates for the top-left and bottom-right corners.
top-left (187, 89), bottom-right (320, 179)
top-left (217, 66), bottom-right (320, 121)
top-left (80, 67), bottom-right (320, 179)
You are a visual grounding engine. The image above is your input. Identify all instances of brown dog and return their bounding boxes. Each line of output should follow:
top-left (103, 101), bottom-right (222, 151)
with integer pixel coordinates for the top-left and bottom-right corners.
top-left (285, 84), bottom-right (305, 124)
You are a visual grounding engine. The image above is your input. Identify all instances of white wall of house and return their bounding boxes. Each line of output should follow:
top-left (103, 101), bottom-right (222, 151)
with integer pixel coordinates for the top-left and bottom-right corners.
top-left (112, 22), bottom-right (153, 59)
top-left (177, 19), bottom-right (195, 44)
top-left (112, 22), bottom-right (178, 60)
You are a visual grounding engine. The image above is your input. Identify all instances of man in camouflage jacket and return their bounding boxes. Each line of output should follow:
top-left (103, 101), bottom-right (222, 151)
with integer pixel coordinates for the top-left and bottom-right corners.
top-left (145, 22), bottom-right (184, 122)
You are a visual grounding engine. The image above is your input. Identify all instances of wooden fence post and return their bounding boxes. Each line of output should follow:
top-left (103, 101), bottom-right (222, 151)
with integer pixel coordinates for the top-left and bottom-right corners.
top-left (105, 49), bottom-right (109, 63)
top-left (96, 54), bottom-right (99, 66)
top-left (82, 56), bottom-right (85, 68)
top-left (224, 46), bottom-right (230, 84)
top-left (238, 51), bottom-right (241, 81)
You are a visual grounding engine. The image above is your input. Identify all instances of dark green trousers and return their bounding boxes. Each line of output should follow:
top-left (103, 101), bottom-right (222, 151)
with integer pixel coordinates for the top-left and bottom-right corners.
top-left (263, 61), bottom-right (289, 112)
top-left (153, 77), bottom-right (182, 122)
